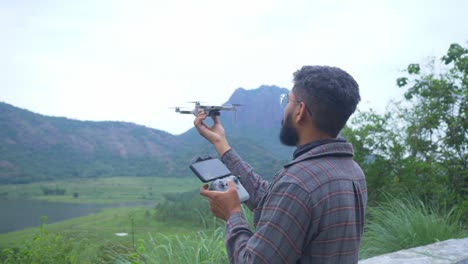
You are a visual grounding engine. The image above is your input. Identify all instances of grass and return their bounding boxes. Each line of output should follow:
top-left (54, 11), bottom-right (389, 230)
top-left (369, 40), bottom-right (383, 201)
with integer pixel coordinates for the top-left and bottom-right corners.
top-left (0, 205), bottom-right (217, 263)
top-left (0, 176), bottom-right (200, 204)
top-left (359, 193), bottom-right (468, 259)
top-left (113, 205), bottom-right (251, 263)
top-left (0, 206), bottom-right (191, 247)
top-left (0, 176), bottom-right (209, 262)
top-left (110, 227), bottom-right (228, 264)
top-left (2, 177), bottom-right (467, 263)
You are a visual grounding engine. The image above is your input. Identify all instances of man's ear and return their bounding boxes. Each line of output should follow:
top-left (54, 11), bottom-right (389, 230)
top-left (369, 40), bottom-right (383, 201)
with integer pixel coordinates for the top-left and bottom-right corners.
top-left (295, 102), bottom-right (309, 123)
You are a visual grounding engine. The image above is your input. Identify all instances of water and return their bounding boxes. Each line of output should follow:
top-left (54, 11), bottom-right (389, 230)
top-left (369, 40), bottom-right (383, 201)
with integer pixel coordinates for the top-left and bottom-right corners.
top-left (0, 199), bottom-right (150, 234)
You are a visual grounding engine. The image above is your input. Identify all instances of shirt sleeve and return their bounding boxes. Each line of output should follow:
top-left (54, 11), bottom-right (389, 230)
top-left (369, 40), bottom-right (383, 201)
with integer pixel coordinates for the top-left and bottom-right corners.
top-left (221, 148), bottom-right (270, 210)
top-left (225, 182), bottom-right (312, 264)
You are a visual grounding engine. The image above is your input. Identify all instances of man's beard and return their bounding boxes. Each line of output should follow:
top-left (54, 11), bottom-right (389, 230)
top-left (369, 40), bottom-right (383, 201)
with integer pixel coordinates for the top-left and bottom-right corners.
top-left (279, 113), bottom-right (299, 146)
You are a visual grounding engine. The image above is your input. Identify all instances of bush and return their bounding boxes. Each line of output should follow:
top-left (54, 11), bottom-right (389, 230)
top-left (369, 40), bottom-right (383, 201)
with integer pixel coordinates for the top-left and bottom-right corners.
top-left (155, 189), bottom-right (223, 229)
top-left (359, 193), bottom-right (468, 259)
top-left (0, 217), bottom-right (75, 264)
top-left (112, 205), bottom-right (253, 263)
top-left (0, 216), bottom-right (103, 264)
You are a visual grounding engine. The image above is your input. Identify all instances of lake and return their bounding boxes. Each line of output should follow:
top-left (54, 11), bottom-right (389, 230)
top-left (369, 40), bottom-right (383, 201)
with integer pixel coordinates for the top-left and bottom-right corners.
top-left (0, 199), bottom-right (151, 234)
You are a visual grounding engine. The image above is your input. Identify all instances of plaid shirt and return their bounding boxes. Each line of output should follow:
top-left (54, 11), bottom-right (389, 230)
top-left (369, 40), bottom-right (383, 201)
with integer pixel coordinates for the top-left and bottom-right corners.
top-left (221, 141), bottom-right (367, 263)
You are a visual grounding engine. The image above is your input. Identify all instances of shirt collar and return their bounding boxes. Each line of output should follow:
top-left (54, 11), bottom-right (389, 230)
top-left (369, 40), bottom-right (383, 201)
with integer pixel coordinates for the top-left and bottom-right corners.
top-left (293, 137), bottom-right (346, 159)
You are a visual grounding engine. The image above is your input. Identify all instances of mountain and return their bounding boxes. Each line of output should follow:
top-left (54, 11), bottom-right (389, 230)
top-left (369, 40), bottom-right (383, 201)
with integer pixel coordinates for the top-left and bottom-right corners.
top-left (0, 85), bottom-right (294, 184)
top-left (0, 102), bottom-right (193, 183)
top-left (179, 85), bottom-right (293, 157)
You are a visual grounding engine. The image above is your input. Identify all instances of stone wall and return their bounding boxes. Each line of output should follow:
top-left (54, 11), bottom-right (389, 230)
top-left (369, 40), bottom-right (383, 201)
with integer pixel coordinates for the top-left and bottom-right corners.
top-left (359, 238), bottom-right (468, 264)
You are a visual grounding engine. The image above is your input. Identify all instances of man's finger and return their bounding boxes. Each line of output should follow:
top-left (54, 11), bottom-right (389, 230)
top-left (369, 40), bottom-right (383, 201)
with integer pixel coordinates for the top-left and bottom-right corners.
top-left (200, 184), bottom-right (211, 197)
top-left (194, 112), bottom-right (206, 125)
top-left (212, 115), bottom-right (220, 124)
top-left (227, 179), bottom-right (237, 191)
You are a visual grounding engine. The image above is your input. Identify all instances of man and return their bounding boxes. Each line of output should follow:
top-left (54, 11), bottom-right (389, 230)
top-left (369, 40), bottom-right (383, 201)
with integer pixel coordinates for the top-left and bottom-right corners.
top-left (194, 65), bottom-right (367, 263)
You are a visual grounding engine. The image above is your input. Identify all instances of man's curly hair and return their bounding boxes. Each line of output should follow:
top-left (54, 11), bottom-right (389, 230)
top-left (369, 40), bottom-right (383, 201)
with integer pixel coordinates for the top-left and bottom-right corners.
top-left (292, 65), bottom-right (360, 137)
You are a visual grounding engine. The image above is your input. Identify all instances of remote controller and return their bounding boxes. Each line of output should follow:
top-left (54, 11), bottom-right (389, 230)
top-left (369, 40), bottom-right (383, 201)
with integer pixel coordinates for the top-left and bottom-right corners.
top-left (209, 175), bottom-right (250, 202)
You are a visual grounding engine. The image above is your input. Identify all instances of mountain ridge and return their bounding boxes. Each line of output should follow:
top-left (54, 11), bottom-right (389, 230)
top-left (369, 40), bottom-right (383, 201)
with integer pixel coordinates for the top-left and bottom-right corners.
top-left (0, 85), bottom-right (293, 183)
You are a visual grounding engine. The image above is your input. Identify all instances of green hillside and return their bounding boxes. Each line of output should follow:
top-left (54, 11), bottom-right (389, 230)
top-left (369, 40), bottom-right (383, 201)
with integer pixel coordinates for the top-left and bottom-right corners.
top-left (0, 85), bottom-right (293, 183)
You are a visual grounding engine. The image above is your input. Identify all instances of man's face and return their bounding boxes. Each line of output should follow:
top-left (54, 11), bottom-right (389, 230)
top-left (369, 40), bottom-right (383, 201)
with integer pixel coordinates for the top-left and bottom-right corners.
top-left (279, 92), bottom-right (299, 146)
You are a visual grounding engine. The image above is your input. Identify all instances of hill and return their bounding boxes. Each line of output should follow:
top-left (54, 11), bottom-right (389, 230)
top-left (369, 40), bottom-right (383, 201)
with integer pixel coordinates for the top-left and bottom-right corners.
top-left (0, 85), bottom-right (294, 184)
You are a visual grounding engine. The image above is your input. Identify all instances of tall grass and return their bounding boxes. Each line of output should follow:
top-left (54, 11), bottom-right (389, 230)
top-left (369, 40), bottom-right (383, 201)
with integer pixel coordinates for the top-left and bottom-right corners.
top-left (112, 192), bottom-right (467, 263)
top-left (111, 205), bottom-right (253, 263)
top-left (110, 227), bottom-right (228, 264)
top-left (0, 217), bottom-right (101, 264)
top-left (359, 193), bottom-right (468, 259)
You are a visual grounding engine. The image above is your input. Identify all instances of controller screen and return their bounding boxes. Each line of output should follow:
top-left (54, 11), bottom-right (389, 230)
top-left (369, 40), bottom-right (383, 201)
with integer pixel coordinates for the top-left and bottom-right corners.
top-left (190, 158), bottom-right (232, 182)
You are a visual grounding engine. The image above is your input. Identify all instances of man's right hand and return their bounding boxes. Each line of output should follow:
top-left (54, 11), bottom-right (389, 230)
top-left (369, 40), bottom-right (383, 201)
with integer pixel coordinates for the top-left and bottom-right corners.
top-left (193, 111), bottom-right (231, 156)
top-left (200, 179), bottom-right (242, 221)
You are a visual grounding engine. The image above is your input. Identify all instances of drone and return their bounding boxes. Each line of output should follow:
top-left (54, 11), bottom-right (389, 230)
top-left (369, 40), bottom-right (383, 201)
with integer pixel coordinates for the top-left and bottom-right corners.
top-left (172, 101), bottom-right (242, 117)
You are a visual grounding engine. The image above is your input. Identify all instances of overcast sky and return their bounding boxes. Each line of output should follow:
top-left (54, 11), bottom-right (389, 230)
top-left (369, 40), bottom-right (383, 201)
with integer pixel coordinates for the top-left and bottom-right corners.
top-left (1, 0), bottom-right (467, 135)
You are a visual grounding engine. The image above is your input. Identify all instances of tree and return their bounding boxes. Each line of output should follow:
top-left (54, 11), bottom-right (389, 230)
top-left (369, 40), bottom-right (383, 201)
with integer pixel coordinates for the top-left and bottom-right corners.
top-left (396, 42), bottom-right (467, 213)
top-left (344, 42), bottom-right (467, 217)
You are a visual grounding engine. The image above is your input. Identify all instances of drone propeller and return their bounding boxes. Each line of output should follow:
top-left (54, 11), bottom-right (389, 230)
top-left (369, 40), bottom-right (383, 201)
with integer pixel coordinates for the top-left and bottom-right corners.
top-left (221, 103), bottom-right (244, 122)
top-left (223, 103), bottom-right (244, 108)
top-left (172, 101), bottom-right (245, 120)
top-left (170, 106), bottom-right (193, 114)
top-left (187, 101), bottom-right (204, 106)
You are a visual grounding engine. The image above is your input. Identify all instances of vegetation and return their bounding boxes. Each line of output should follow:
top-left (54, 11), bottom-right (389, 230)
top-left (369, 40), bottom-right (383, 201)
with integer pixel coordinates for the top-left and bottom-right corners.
top-left (0, 217), bottom-right (78, 264)
top-left (0, 176), bottom-right (200, 204)
top-left (0, 204), bottom-right (205, 262)
top-left (360, 193), bottom-right (468, 258)
top-left (112, 191), bottom-right (253, 264)
top-left (110, 228), bottom-right (228, 264)
top-left (342, 42), bottom-right (468, 220)
top-left (41, 186), bottom-right (66, 196)
top-left (113, 190), bottom-right (467, 262)
top-left (155, 189), bottom-right (223, 229)
top-left (0, 103), bottom-right (196, 184)
top-left (0, 86), bottom-right (290, 184)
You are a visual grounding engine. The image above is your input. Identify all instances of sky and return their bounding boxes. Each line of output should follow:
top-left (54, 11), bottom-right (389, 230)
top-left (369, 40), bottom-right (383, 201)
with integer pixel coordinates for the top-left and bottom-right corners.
top-left (1, 0), bottom-right (467, 135)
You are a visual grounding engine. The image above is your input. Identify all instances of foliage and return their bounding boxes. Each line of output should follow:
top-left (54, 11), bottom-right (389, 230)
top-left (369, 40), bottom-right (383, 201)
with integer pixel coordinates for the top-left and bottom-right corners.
top-left (359, 192), bottom-right (468, 259)
top-left (0, 85), bottom-right (291, 184)
top-left (41, 185), bottom-right (66, 195)
top-left (114, 205), bottom-right (253, 264)
top-left (155, 187), bottom-right (255, 230)
top-left (0, 101), bottom-right (196, 184)
top-left (397, 43), bottom-right (467, 209)
top-left (342, 107), bottom-right (408, 204)
top-left (0, 217), bottom-right (89, 264)
top-left (155, 189), bottom-right (224, 229)
top-left (111, 228), bottom-right (228, 264)
top-left (343, 42), bottom-right (468, 217)
top-left (0, 176), bottom-right (200, 204)
top-left (112, 185), bottom-right (255, 263)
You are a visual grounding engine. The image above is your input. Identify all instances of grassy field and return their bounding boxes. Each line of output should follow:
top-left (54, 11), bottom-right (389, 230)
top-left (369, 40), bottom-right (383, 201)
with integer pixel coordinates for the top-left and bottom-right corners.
top-left (0, 176), bottom-right (214, 262)
top-left (0, 176), bottom-right (203, 248)
top-left (0, 205), bottom-right (198, 247)
top-left (0, 176), bottom-right (200, 204)
top-left (0, 205), bottom-right (220, 263)
top-left (1, 177), bottom-right (466, 263)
